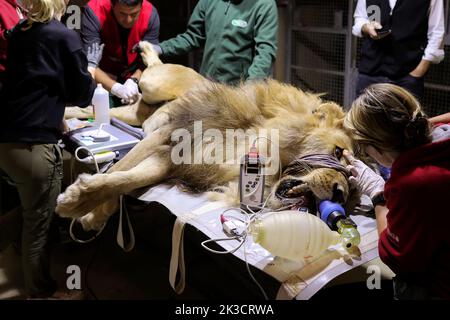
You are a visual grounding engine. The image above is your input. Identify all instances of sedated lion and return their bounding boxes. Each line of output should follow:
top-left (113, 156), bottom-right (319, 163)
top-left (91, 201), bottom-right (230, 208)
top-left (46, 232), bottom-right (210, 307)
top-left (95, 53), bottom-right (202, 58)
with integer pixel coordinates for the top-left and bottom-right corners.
top-left (57, 42), bottom-right (359, 231)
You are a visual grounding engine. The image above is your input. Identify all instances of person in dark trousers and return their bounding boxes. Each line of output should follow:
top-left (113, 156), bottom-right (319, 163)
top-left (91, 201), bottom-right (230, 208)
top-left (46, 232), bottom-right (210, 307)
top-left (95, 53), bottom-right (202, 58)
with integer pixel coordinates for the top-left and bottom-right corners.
top-left (344, 84), bottom-right (450, 300)
top-left (0, 0), bottom-right (98, 299)
top-left (154, 0), bottom-right (278, 84)
top-left (353, 0), bottom-right (445, 100)
top-left (81, 0), bottom-right (160, 106)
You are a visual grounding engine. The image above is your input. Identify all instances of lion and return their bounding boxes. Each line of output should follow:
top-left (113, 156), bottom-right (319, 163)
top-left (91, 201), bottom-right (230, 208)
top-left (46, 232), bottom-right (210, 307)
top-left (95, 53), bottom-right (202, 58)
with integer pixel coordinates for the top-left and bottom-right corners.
top-left (57, 42), bottom-right (358, 231)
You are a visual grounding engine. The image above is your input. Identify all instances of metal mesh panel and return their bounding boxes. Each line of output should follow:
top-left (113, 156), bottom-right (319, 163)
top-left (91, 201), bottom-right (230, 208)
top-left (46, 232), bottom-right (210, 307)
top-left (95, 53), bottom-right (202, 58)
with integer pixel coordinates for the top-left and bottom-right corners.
top-left (289, 0), bottom-right (450, 116)
top-left (292, 68), bottom-right (344, 103)
top-left (423, 46), bottom-right (450, 117)
top-left (293, 0), bottom-right (350, 28)
top-left (290, 0), bottom-right (350, 105)
top-left (292, 31), bottom-right (346, 71)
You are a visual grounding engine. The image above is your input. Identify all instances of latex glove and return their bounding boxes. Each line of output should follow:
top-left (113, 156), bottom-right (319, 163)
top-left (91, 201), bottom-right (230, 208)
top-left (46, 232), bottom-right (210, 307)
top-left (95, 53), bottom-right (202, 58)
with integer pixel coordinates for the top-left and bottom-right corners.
top-left (123, 78), bottom-right (140, 104)
top-left (86, 43), bottom-right (105, 69)
top-left (343, 150), bottom-right (385, 200)
top-left (111, 83), bottom-right (134, 104)
top-left (152, 44), bottom-right (162, 55)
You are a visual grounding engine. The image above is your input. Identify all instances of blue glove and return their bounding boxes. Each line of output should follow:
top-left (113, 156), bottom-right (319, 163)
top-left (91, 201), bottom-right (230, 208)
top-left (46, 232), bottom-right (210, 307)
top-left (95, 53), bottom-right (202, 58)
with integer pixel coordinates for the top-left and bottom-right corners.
top-left (152, 44), bottom-right (162, 56)
top-left (86, 43), bottom-right (105, 69)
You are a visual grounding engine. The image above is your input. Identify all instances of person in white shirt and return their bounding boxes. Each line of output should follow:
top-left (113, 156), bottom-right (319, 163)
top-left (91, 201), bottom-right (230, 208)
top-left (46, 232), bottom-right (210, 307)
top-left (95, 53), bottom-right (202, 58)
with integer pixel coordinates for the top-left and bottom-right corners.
top-left (352, 0), bottom-right (445, 100)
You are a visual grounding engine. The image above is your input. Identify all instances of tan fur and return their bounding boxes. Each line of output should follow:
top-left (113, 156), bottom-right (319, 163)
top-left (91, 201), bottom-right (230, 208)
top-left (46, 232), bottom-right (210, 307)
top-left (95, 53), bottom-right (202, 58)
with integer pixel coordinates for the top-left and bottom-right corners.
top-left (57, 42), bottom-right (357, 231)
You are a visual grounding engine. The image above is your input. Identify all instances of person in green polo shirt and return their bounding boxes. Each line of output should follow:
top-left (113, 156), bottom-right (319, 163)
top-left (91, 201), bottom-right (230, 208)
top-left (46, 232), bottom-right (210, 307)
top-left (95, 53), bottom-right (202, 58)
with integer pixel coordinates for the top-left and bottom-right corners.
top-left (154, 0), bottom-right (278, 84)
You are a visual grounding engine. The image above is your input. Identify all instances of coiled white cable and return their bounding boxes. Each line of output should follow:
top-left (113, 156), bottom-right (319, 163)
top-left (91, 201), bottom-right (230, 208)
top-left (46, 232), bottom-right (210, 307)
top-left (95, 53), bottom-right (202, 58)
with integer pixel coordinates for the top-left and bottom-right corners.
top-left (69, 146), bottom-right (106, 243)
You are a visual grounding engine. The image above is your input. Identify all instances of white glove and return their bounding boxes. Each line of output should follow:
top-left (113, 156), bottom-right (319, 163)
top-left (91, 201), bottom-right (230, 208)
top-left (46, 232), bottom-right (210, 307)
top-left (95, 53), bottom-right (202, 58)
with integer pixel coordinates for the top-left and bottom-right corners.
top-left (111, 82), bottom-right (139, 104)
top-left (343, 150), bottom-right (385, 200)
top-left (123, 78), bottom-right (140, 103)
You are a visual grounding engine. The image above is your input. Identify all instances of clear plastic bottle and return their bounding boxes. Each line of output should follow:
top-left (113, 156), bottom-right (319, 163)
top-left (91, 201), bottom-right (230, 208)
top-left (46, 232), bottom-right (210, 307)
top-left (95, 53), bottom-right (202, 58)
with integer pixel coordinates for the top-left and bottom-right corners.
top-left (92, 84), bottom-right (110, 125)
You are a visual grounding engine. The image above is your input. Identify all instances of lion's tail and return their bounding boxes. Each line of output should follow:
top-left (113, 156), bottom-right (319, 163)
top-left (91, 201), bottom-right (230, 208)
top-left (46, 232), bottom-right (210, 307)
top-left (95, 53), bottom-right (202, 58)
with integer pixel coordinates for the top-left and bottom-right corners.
top-left (138, 41), bottom-right (163, 67)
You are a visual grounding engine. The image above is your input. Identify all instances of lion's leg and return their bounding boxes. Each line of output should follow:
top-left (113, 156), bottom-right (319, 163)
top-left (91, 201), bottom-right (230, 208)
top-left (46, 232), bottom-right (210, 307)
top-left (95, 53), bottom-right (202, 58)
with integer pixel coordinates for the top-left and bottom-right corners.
top-left (109, 98), bottom-right (161, 126)
top-left (64, 106), bottom-right (94, 119)
top-left (141, 101), bottom-right (175, 135)
top-left (79, 197), bottom-right (119, 231)
top-left (56, 153), bottom-right (170, 218)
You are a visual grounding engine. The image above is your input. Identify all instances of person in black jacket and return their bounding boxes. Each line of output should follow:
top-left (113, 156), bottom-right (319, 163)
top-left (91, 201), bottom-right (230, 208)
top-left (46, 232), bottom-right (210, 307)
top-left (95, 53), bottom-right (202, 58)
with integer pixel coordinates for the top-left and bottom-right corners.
top-left (353, 0), bottom-right (445, 100)
top-left (0, 0), bottom-right (97, 299)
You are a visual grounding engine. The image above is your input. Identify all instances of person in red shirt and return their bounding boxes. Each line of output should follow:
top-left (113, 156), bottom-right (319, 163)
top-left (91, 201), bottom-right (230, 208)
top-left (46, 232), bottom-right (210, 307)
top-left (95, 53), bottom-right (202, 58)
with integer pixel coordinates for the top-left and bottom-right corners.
top-left (81, 0), bottom-right (160, 106)
top-left (344, 83), bottom-right (450, 300)
top-left (0, 0), bottom-right (24, 91)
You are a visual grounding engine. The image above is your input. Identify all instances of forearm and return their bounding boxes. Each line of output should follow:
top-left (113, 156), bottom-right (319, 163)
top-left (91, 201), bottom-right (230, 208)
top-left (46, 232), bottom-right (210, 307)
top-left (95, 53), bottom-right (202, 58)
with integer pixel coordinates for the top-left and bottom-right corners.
top-left (352, 0), bottom-right (369, 37)
top-left (247, 3), bottom-right (278, 80)
top-left (429, 112), bottom-right (450, 124)
top-left (410, 59), bottom-right (431, 77)
top-left (247, 47), bottom-right (276, 80)
top-left (131, 69), bottom-right (142, 81)
top-left (375, 205), bottom-right (388, 236)
top-left (94, 68), bottom-right (117, 92)
top-left (88, 67), bottom-right (96, 79)
top-left (423, 0), bottom-right (445, 63)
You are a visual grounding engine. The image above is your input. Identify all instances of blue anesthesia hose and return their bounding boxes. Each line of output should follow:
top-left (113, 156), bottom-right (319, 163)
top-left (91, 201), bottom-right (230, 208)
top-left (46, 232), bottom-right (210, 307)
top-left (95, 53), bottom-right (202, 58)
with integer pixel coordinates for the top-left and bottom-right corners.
top-left (319, 200), bottom-right (361, 248)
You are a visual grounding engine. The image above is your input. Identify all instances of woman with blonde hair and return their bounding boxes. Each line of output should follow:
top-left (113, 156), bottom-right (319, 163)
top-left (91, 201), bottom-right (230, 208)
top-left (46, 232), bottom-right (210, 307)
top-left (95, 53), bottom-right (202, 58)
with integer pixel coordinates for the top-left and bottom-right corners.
top-left (0, 0), bottom-right (98, 299)
top-left (344, 83), bottom-right (450, 300)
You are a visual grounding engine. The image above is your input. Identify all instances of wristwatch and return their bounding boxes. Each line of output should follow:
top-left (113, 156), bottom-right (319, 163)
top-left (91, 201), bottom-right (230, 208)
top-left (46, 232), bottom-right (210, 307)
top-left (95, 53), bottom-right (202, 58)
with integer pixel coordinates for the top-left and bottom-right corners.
top-left (130, 77), bottom-right (139, 85)
top-left (371, 193), bottom-right (386, 207)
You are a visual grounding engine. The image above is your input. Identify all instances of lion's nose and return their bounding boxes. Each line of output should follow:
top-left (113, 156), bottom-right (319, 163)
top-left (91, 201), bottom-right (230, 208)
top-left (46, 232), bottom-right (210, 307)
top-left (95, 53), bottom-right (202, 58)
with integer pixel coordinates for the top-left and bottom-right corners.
top-left (332, 183), bottom-right (346, 204)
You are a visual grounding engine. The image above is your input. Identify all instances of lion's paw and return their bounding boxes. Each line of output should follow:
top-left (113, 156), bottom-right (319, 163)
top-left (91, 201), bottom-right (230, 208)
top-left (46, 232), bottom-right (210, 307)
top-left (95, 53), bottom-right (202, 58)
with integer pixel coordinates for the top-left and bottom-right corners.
top-left (80, 212), bottom-right (106, 231)
top-left (55, 173), bottom-right (108, 217)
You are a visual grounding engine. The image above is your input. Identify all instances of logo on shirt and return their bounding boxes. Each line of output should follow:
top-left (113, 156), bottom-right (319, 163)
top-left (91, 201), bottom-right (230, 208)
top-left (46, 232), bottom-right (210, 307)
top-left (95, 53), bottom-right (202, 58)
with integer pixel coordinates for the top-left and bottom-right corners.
top-left (231, 19), bottom-right (248, 28)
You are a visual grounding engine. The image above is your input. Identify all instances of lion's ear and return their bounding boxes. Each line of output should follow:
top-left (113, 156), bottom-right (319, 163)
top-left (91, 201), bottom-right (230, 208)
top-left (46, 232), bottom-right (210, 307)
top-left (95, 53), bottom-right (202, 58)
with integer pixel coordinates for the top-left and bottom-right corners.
top-left (313, 102), bottom-right (345, 127)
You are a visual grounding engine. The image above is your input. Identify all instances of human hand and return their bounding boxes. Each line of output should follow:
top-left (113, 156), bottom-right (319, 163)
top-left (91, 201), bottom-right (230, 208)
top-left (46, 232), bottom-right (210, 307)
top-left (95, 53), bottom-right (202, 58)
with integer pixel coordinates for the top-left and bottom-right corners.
top-left (362, 21), bottom-right (384, 39)
top-left (111, 83), bottom-right (133, 104)
top-left (152, 44), bottom-right (162, 56)
top-left (123, 78), bottom-right (140, 104)
top-left (343, 150), bottom-right (385, 200)
top-left (111, 81), bottom-right (140, 104)
top-left (87, 43), bottom-right (105, 69)
top-left (409, 60), bottom-right (431, 78)
top-left (131, 42), bottom-right (162, 55)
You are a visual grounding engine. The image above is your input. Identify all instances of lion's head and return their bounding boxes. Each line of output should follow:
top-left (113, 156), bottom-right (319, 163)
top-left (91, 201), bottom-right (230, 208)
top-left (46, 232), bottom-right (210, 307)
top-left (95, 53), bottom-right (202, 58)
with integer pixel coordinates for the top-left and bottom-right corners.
top-left (267, 102), bottom-right (359, 214)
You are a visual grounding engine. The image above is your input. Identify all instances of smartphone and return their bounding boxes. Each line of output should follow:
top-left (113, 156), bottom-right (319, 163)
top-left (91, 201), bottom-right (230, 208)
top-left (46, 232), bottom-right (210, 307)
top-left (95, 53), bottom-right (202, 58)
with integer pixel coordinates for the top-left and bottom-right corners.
top-left (376, 28), bottom-right (391, 39)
